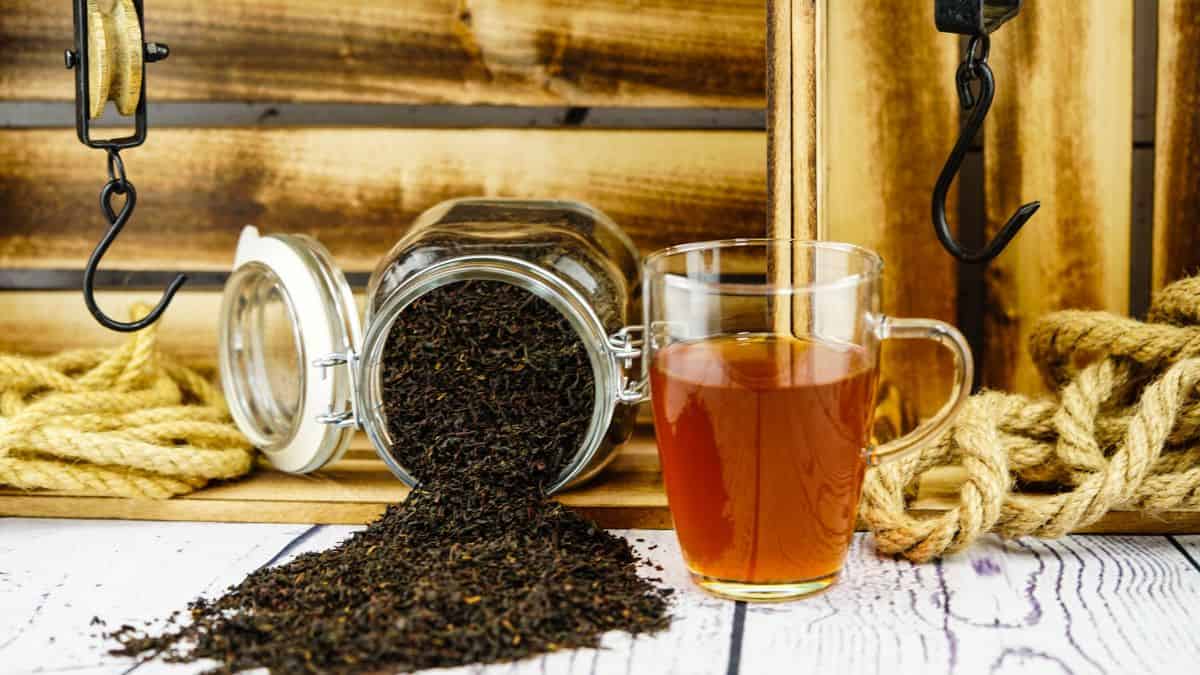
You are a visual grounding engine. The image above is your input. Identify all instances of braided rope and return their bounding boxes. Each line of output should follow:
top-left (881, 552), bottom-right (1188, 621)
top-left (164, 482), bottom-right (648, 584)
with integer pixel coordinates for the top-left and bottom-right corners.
top-left (861, 276), bottom-right (1200, 562)
top-left (0, 305), bottom-right (253, 498)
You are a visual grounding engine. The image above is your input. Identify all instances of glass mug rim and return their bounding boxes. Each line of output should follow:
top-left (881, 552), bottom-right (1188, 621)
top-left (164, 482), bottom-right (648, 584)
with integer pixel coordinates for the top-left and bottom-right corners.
top-left (643, 238), bottom-right (883, 295)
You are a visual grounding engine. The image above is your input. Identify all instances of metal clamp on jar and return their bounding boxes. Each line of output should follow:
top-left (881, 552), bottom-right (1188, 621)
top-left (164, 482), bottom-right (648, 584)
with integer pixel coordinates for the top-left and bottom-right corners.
top-left (218, 199), bottom-right (644, 492)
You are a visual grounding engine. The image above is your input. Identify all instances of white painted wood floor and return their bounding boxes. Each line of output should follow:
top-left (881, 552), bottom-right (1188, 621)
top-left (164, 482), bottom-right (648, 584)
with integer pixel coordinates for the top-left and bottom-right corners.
top-left (1, 519), bottom-right (1198, 675)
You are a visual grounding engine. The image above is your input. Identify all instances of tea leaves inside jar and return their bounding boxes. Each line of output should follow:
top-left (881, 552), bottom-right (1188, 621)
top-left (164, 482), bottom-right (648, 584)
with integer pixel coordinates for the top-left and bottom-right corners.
top-left (381, 279), bottom-right (596, 489)
top-left (108, 280), bottom-right (671, 674)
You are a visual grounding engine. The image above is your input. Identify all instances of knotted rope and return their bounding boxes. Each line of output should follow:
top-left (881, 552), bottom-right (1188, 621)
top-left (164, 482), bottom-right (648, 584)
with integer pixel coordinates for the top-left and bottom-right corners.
top-left (861, 275), bottom-right (1200, 562)
top-left (0, 305), bottom-right (254, 498)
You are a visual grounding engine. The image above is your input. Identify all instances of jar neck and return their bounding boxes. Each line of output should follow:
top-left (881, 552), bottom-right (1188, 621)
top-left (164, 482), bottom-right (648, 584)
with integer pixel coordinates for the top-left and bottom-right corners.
top-left (357, 254), bottom-right (618, 494)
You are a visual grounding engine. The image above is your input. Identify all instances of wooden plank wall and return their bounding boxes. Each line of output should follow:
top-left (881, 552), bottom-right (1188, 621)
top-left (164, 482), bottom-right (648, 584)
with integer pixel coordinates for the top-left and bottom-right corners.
top-left (984, 1), bottom-right (1134, 393)
top-left (1153, 0), bottom-right (1200, 291)
top-left (0, 129), bottom-right (766, 271)
top-left (1, 1), bottom-right (765, 107)
top-left (765, 2), bottom-right (959, 422)
top-left (820, 4), bottom-right (960, 414)
top-left (1, 0), bottom-right (1198, 405)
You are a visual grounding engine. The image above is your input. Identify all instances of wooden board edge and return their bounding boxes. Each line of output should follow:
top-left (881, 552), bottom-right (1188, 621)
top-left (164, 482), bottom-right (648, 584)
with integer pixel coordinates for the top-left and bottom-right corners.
top-left (4, 494), bottom-right (1197, 535)
top-left (0, 496), bottom-right (673, 529)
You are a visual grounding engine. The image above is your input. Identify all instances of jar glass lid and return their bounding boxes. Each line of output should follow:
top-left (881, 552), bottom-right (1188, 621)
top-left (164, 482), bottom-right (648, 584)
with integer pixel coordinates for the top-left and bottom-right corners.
top-left (218, 226), bottom-right (362, 473)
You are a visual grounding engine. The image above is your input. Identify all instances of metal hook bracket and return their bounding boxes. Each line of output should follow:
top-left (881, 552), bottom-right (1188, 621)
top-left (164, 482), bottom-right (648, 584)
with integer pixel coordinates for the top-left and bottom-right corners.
top-left (932, 4), bottom-right (1040, 265)
top-left (64, 0), bottom-right (167, 151)
top-left (82, 151), bottom-right (187, 332)
top-left (66, 0), bottom-right (182, 331)
top-left (935, 0), bottom-right (1022, 36)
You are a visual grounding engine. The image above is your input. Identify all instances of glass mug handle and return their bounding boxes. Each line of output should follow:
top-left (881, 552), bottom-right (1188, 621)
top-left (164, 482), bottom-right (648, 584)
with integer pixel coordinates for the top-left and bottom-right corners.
top-left (866, 317), bottom-right (974, 466)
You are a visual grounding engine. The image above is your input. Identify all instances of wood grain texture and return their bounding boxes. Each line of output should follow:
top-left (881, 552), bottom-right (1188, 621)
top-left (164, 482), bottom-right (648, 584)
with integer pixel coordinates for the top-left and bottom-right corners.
top-left (0, 291), bottom-right (332, 373)
top-left (0, 522), bottom-right (734, 675)
top-left (4, 522), bottom-right (1199, 674)
top-left (766, 0), bottom-right (817, 239)
top-left (3, 430), bottom-right (1199, 532)
top-left (765, 0), bottom-right (817, 337)
top-left (984, 1), bottom-right (1133, 393)
top-left (0, 128), bottom-right (766, 271)
top-left (766, 0), bottom-right (793, 237)
top-left (5, 481), bottom-right (1196, 533)
top-left (1152, 0), bottom-right (1200, 291)
top-left (821, 1), bottom-right (960, 417)
top-left (1177, 535), bottom-right (1200, 570)
top-left (0, 0), bottom-right (765, 108)
top-left (0, 519), bottom-right (316, 673)
top-left (740, 534), bottom-right (1200, 673)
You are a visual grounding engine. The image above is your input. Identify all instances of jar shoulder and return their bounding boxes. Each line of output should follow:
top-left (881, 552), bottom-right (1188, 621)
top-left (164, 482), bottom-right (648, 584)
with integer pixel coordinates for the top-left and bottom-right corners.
top-left (366, 199), bottom-right (639, 329)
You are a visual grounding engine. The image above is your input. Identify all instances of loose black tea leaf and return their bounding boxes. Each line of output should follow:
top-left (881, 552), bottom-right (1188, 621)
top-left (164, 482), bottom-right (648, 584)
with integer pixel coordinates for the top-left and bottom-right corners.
top-left (381, 279), bottom-right (598, 489)
top-left (110, 280), bottom-right (671, 674)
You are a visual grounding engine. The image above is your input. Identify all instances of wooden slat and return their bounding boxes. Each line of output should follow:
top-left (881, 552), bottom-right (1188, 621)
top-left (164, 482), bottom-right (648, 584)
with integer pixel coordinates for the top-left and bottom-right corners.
top-left (0, 290), bottom-right (322, 371)
top-left (766, 0), bottom-right (817, 239)
top-left (3, 428), bottom-right (1198, 532)
top-left (1152, 0), bottom-right (1200, 291)
top-left (0, 520), bottom-right (320, 674)
top-left (7, 524), bottom-right (1200, 675)
top-left (0, 0), bottom-right (764, 108)
top-left (1178, 535), bottom-right (1200, 569)
top-left (741, 534), bottom-right (1200, 673)
top-left (764, 1), bottom-right (818, 340)
top-left (984, 2), bottom-right (1133, 393)
top-left (0, 128), bottom-right (766, 271)
top-left (3, 487), bottom-right (1199, 532)
top-left (766, 0), bottom-right (793, 237)
top-left (0, 294), bottom-right (799, 427)
top-left (821, 2), bottom-right (960, 417)
top-left (0, 288), bottom-right (659, 422)
top-left (0, 523), bottom-right (737, 675)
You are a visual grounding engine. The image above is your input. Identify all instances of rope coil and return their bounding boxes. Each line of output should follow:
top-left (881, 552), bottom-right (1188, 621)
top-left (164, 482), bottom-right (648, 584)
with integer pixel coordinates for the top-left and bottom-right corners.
top-left (862, 275), bottom-right (1200, 562)
top-left (0, 304), bottom-right (253, 498)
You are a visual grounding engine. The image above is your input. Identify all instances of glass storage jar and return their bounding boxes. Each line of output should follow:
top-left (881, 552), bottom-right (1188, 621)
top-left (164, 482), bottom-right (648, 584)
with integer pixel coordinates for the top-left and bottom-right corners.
top-left (218, 198), bottom-right (644, 493)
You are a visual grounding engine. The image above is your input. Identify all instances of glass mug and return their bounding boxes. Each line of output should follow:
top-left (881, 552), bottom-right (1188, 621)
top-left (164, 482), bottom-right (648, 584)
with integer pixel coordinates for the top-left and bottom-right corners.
top-left (639, 240), bottom-right (972, 601)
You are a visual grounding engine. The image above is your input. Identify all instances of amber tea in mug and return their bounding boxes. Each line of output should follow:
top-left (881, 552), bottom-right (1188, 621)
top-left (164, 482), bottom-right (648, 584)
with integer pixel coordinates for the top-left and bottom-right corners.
top-left (640, 240), bottom-right (972, 601)
top-left (651, 334), bottom-right (877, 585)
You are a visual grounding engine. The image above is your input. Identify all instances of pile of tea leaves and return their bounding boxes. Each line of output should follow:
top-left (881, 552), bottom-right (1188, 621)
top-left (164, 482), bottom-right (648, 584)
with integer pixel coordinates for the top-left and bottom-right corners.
top-left (109, 280), bottom-right (671, 674)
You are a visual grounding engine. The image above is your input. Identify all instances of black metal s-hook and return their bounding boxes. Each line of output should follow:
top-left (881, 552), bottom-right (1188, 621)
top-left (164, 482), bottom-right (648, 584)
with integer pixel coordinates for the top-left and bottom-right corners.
top-left (82, 150), bottom-right (187, 332)
top-left (932, 32), bottom-right (1040, 264)
top-left (68, 0), bottom-right (180, 332)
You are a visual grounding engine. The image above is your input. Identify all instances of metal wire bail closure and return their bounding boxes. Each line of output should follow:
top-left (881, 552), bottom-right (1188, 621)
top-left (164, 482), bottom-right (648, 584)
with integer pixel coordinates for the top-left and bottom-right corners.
top-left (608, 325), bottom-right (647, 404)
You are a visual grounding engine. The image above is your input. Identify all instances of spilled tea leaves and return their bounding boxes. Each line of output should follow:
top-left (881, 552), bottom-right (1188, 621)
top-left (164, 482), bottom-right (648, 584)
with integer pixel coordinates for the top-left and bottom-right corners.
top-left (109, 280), bottom-right (671, 673)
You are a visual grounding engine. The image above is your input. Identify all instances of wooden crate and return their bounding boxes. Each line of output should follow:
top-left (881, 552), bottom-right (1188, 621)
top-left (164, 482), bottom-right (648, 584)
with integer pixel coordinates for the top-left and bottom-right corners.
top-left (1, 1), bottom-right (1197, 529)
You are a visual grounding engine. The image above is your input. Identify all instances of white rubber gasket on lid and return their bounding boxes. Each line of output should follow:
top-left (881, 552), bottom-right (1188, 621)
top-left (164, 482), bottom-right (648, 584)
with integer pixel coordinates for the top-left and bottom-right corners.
top-left (222, 225), bottom-right (353, 474)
